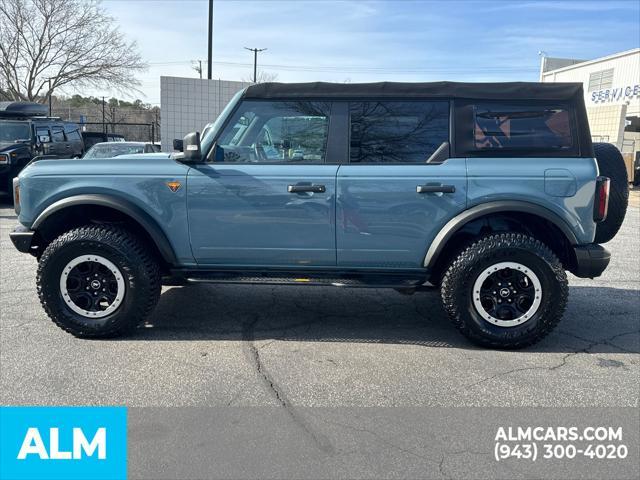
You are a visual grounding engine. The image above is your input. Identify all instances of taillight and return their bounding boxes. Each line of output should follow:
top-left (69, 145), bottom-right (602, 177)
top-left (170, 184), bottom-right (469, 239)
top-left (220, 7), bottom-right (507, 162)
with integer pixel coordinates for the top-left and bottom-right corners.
top-left (593, 176), bottom-right (610, 222)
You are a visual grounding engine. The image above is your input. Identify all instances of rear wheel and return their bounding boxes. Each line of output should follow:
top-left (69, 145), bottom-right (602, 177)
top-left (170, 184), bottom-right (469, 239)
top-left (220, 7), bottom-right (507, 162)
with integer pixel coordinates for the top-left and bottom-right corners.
top-left (37, 225), bottom-right (161, 338)
top-left (440, 233), bottom-right (568, 349)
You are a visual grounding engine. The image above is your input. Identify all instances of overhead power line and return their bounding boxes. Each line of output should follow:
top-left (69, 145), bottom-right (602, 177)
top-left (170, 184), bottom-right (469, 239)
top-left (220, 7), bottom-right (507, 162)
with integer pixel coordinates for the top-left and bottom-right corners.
top-left (147, 59), bottom-right (538, 74)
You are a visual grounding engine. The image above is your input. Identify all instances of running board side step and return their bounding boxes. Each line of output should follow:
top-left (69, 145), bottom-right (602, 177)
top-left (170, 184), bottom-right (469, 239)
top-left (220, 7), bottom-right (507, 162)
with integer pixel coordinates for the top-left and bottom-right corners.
top-left (174, 271), bottom-right (428, 289)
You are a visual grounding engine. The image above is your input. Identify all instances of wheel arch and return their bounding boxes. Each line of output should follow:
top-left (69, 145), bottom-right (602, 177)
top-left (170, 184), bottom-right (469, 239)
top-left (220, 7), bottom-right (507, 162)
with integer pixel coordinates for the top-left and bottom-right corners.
top-left (425, 201), bottom-right (579, 279)
top-left (31, 194), bottom-right (177, 267)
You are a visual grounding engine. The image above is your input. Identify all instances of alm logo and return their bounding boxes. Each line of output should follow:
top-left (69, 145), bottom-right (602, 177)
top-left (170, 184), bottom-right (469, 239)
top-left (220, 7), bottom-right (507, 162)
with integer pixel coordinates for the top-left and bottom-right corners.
top-left (1, 407), bottom-right (126, 480)
top-left (17, 427), bottom-right (106, 460)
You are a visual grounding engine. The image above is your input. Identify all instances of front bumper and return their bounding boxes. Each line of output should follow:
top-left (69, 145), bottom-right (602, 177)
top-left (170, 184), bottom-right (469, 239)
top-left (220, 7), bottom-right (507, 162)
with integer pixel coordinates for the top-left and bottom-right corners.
top-left (572, 244), bottom-right (611, 278)
top-left (9, 225), bottom-right (35, 254)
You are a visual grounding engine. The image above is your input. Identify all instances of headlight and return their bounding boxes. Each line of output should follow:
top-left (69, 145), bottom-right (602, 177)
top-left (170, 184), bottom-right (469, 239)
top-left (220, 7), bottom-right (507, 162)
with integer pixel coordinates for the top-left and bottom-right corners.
top-left (0, 154), bottom-right (8, 164)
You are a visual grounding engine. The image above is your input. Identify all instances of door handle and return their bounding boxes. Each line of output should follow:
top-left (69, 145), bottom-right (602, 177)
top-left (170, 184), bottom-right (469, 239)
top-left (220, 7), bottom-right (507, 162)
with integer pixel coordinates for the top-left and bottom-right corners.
top-left (288, 184), bottom-right (326, 193)
top-left (416, 184), bottom-right (456, 194)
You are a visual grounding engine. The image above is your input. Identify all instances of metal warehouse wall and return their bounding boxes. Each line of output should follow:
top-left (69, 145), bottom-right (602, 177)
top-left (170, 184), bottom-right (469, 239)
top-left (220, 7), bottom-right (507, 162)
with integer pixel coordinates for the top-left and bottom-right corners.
top-left (160, 77), bottom-right (252, 152)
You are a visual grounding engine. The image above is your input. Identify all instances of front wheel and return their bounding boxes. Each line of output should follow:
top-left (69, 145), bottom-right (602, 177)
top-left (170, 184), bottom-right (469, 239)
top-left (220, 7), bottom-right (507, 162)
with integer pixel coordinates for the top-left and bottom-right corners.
top-left (37, 225), bottom-right (161, 338)
top-left (440, 233), bottom-right (568, 349)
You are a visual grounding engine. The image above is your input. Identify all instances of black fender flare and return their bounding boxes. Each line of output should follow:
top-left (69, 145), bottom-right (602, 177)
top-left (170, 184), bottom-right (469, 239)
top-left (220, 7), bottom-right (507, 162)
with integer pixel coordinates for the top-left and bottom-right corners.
top-left (31, 194), bottom-right (178, 265)
top-left (423, 201), bottom-right (579, 269)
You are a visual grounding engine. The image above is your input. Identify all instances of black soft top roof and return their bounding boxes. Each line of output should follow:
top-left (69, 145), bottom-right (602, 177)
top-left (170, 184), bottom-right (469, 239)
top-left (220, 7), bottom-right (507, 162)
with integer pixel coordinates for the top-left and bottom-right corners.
top-left (243, 81), bottom-right (583, 101)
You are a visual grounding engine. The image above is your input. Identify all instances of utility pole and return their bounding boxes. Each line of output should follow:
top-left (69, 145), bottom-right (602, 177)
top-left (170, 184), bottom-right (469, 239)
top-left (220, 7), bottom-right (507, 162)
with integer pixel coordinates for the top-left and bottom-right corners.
top-left (192, 60), bottom-right (203, 79)
top-left (110, 105), bottom-right (116, 133)
top-left (48, 78), bottom-right (52, 116)
top-left (154, 110), bottom-right (159, 143)
top-left (537, 51), bottom-right (548, 82)
top-left (207, 0), bottom-right (213, 79)
top-left (102, 97), bottom-right (106, 134)
top-left (244, 47), bottom-right (267, 83)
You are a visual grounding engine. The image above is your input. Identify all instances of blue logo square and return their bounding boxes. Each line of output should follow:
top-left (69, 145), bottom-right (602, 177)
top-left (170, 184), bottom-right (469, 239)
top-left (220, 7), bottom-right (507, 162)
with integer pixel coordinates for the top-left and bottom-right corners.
top-left (0, 407), bottom-right (127, 480)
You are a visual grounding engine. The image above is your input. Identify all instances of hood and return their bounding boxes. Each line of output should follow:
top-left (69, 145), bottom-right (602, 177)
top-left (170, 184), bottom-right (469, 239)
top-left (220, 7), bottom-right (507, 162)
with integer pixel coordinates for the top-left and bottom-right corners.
top-left (0, 141), bottom-right (30, 152)
top-left (121, 152), bottom-right (172, 159)
top-left (20, 153), bottom-right (189, 178)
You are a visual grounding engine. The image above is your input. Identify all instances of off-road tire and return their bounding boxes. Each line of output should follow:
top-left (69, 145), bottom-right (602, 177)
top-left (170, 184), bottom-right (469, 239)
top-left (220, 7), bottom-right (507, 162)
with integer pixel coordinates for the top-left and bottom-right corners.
top-left (37, 225), bottom-right (161, 338)
top-left (593, 142), bottom-right (628, 243)
top-left (440, 233), bottom-right (568, 349)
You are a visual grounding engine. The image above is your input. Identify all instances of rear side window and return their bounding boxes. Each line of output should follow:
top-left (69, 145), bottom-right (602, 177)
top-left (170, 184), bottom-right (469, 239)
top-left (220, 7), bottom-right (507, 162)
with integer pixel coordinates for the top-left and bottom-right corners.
top-left (51, 126), bottom-right (65, 142)
top-left (473, 103), bottom-right (573, 151)
top-left (349, 101), bottom-right (449, 163)
top-left (66, 129), bottom-right (82, 141)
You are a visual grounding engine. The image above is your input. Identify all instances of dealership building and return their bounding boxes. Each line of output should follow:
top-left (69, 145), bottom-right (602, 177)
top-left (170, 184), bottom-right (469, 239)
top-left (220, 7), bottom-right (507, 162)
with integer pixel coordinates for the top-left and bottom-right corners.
top-left (540, 48), bottom-right (640, 171)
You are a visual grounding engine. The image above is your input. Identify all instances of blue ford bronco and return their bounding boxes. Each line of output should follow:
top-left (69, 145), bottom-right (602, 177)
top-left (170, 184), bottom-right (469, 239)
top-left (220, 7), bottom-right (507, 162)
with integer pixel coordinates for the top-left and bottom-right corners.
top-left (9, 82), bottom-right (629, 348)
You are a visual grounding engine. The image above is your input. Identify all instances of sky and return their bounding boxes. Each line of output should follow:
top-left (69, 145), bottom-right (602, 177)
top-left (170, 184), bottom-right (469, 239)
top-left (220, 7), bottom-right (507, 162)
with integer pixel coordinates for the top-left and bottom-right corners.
top-left (94, 0), bottom-right (640, 105)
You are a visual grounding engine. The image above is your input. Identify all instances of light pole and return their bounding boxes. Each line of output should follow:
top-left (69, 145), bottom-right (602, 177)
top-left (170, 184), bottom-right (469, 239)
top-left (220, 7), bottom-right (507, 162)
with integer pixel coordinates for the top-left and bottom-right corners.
top-left (244, 47), bottom-right (267, 83)
top-left (207, 0), bottom-right (213, 79)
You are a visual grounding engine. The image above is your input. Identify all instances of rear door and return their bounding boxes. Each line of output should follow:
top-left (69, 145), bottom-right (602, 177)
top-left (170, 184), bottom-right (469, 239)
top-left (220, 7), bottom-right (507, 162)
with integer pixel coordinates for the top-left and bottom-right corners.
top-left (64, 126), bottom-right (84, 156)
top-left (187, 99), bottom-right (339, 267)
top-left (336, 100), bottom-right (467, 269)
top-left (50, 124), bottom-right (70, 157)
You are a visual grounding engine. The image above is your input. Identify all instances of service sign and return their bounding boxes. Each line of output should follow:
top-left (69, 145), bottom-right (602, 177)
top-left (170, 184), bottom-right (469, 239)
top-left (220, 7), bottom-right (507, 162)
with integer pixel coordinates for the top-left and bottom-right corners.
top-left (590, 84), bottom-right (640, 104)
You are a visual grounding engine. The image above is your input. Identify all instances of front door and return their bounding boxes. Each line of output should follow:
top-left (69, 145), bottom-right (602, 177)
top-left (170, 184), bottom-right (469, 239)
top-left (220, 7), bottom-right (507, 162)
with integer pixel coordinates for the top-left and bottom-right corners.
top-left (336, 100), bottom-right (467, 269)
top-left (188, 100), bottom-right (338, 267)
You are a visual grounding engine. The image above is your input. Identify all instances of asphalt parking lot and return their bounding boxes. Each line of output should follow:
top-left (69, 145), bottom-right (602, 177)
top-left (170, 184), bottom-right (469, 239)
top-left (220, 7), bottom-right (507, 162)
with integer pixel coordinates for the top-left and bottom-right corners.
top-left (0, 192), bottom-right (638, 408)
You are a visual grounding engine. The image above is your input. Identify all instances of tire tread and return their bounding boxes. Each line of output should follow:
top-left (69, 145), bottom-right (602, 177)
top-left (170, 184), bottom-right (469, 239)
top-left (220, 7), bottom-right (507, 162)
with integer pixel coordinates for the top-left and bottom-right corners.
top-left (441, 233), bottom-right (568, 349)
top-left (37, 225), bottom-right (160, 338)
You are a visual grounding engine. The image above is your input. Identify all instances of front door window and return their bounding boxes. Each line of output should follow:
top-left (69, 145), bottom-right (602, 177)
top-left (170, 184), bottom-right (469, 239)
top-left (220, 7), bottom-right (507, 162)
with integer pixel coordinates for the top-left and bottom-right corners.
top-left (214, 101), bottom-right (331, 164)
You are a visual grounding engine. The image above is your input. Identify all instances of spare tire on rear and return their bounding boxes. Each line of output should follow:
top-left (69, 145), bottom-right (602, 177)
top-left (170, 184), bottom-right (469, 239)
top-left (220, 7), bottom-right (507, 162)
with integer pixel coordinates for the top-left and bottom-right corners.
top-left (593, 142), bottom-right (628, 243)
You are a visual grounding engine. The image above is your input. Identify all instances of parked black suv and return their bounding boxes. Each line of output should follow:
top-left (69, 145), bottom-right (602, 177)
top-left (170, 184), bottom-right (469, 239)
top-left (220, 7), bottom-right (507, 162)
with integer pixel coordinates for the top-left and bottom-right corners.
top-left (0, 102), bottom-right (85, 196)
top-left (81, 131), bottom-right (126, 150)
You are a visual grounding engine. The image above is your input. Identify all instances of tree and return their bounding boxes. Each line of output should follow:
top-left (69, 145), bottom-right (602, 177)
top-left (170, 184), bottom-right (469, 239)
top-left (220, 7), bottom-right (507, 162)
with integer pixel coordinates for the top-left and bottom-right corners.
top-left (0, 0), bottom-right (146, 102)
top-left (242, 70), bottom-right (279, 83)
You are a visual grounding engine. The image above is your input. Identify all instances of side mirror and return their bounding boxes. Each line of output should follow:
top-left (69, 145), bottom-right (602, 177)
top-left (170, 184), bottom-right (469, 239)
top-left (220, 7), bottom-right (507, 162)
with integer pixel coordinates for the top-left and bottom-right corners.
top-left (182, 132), bottom-right (201, 162)
top-left (172, 138), bottom-right (184, 152)
top-left (38, 135), bottom-right (51, 144)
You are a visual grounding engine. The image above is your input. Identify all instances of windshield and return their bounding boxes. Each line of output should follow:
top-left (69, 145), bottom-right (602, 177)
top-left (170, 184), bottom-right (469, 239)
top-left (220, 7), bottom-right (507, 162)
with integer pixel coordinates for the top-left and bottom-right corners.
top-left (200, 89), bottom-right (245, 157)
top-left (84, 143), bottom-right (145, 159)
top-left (0, 121), bottom-right (31, 143)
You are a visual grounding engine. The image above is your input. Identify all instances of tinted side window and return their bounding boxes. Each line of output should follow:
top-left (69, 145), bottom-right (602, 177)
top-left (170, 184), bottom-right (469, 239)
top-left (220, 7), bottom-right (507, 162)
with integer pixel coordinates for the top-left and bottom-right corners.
top-left (473, 103), bottom-right (573, 151)
top-left (216, 101), bottom-right (331, 163)
top-left (66, 129), bottom-right (82, 141)
top-left (51, 126), bottom-right (65, 142)
top-left (35, 127), bottom-right (50, 140)
top-left (349, 101), bottom-right (449, 163)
